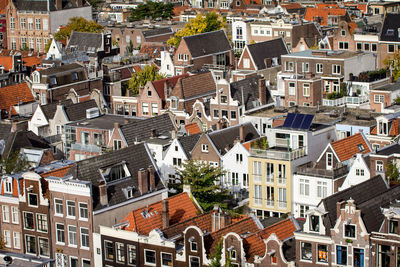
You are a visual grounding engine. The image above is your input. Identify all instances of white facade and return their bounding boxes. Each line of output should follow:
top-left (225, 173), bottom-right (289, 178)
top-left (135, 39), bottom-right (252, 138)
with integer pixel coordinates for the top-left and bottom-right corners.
top-left (340, 153), bottom-right (370, 190)
top-left (240, 114), bottom-right (274, 136)
top-left (46, 39), bottom-right (63, 60)
top-left (28, 105), bottom-right (49, 136)
top-left (232, 21), bottom-right (250, 52)
top-left (159, 51), bottom-right (175, 77)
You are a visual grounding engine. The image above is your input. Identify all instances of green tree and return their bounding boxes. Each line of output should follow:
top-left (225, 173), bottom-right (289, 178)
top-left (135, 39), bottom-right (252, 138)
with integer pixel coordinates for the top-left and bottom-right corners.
top-left (167, 12), bottom-right (225, 48)
top-left (172, 160), bottom-right (232, 211)
top-left (128, 65), bottom-right (165, 95)
top-left (384, 51), bottom-right (400, 82)
top-left (129, 1), bottom-right (174, 21)
top-left (386, 161), bottom-right (400, 183)
top-left (54, 17), bottom-right (104, 41)
top-left (1, 151), bottom-right (30, 175)
top-left (209, 237), bottom-right (223, 267)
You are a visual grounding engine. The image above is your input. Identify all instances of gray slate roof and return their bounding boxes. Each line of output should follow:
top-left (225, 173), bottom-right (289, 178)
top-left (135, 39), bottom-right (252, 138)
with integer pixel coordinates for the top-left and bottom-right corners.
top-left (0, 124), bottom-right (12, 142)
top-left (3, 131), bottom-right (51, 158)
top-left (121, 113), bottom-right (177, 145)
top-left (13, 0), bottom-right (57, 11)
top-left (380, 13), bottom-right (400, 42)
top-left (183, 30), bottom-right (232, 58)
top-left (208, 122), bottom-right (260, 155)
top-left (40, 100), bottom-right (74, 120)
top-left (179, 133), bottom-right (201, 157)
top-left (64, 100), bottom-right (98, 121)
top-left (66, 31), bottom-right (103, 53)
top-left (375, 143), bottom-right (400, 156)
top-left (67, 143), bottom-right (165, 211)
top-left (39, 63), bottom-right (83, 76)
top-left (246, 38), bottom-right (288, 69)
top-left (142, 27), bottom-right (173, 38)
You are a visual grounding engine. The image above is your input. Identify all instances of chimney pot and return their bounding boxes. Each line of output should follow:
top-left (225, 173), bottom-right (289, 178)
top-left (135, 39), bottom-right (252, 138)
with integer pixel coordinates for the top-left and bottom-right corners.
top-left (114, 122), bottom-right (120, 129)
top-left (138, 168), bottom-right (149, 195)
top-left (148, 165), bottom-right (155, 191)
top-left (99, 181), bottom-right (108, 206)
top-left (239, 125), bottom-right (245, 142)
top-left (162, 199), bottom-right (169, 229)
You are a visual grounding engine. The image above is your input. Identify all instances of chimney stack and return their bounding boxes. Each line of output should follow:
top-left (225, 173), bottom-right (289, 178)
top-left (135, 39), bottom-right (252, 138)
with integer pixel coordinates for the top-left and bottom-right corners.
top-left (138, 168), bottom-right (149, 195)
top-left (258, 78), bottom-right (267, 105)
top-left (150, 129), bottom-right (157, 138)
top-left (171, 129), bottom-right (177, 140)
top-left (336, 201), bottom-right (345, 219)
top-left (162, 199), bottom-right (169, 229)
top-left (239, 125), bottom-right (245, 142)
top-left (99, 181), bottom-right (108, 206)
top-left (148, 165), bottom-right (155, 191)
top-left (114, 122), bottom-right (120, 130)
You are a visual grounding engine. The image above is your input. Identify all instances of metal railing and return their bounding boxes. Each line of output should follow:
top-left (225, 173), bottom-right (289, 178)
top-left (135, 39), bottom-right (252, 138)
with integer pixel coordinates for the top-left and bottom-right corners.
top-left (265, 174), bottom-right (274, 183)
top-left (250, 147), bottom-right (306, 161)
top-left (71, 143), bottom-right (102, 153)
top-left (253, 198), bottom-right (262, 206)
top-left (322, 95), bottom-right (369, 107)
top-left (203, 64), bottom-right (227, 71)
top-left (277, 201), bottom-right (287, 209)
top-left (296, 162), bottom-right (348, 178)
top-left (266, 199), bottom-right (274, 207)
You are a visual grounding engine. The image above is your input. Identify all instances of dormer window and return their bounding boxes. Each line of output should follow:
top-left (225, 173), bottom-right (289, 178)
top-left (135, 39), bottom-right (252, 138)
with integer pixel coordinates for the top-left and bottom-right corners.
top-left (72, 72), bottom-right (78, 81)
top-left (310, 215), bottom-right (320, 232)
top-left (126, 187), bottom-right (134, 199)
top-left (387, 29), bottom-right (394, 36)
top-left (171, 98), bottom-right (178, 109)
top-left (147, 90), bottom-right (152, 97)
top-left (49, 76), bottom-right (57, 86)
top-left (4, 178), bottom-right (12, 194)
top-left (189, 237), bottom-right (197, 252)
top-left (326, 152), bottom-right (333, 170)
top-left (357, 144), bottom-right (364, 152)
top-left (378, 121), bottom-right (388, 135)
top-left (220, 95), bottom-right (227, 104)
top-left (344, 224), bottom-right (356, 238)
top-left (389, 219), bottom-right (398, 234)
top-left (100, 163), bottom-right (130, 183)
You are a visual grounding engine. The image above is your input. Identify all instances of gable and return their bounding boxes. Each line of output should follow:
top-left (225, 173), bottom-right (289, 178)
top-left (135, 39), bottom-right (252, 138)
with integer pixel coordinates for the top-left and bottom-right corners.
top-left (238, 47), bottom-right (257, 70)
top-left (31, 106), bottom-right (49, 126)
top-left (191, 134), bottom-right (220, 162)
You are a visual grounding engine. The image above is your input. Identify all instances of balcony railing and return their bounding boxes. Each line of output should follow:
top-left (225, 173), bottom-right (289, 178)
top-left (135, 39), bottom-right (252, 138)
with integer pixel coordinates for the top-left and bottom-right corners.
top-left (322, 95), bottom-right (369, 107)
top-left (253, 198), bottom-right (262, 206)
top-left (266, 199), bottom-right (274, 207)
top-left (71, 143), bottom-right (102, 153)
top-left (265, 174), bottom-right (274, 183)
top-left (203, 64), bottom-right (227, 71)
top-left (296, 162), bottom-right (348, 178)
top-left (253, 174), bottom-right (262, 183)
top-left (278, 177), bottom-right (286, 185)
top-left (277, 201), bottom-right (287, 209)
top-left (250, 147), bottom-right (306, 161)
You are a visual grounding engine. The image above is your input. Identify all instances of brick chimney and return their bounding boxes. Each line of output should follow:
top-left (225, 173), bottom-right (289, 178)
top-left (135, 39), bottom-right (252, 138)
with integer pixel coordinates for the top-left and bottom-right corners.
top-left (336, 200), bottom-right (345, 219)
top-left (99, 181), bottom-right (108, 206)
top-left (138, 168), bottom-right (149, 195)
top-left (114, 122), bottom-right (120, 130)
top-left (239, 124), bottom-right (245, 142)
top-left (258, 78), bottom-right (267, 105)
top-left (148, 165), bottom-right (155, 191)
top-left (162, 199), bottom-right (169, 229)
top-left (212, 206), bottom-right (231, 231)
top-left (150, 129), bottom-right (157, 138)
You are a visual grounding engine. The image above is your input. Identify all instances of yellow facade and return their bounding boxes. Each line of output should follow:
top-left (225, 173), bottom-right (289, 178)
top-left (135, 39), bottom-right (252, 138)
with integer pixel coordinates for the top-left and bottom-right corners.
top-left (248, 156), bottom-right (292, 217)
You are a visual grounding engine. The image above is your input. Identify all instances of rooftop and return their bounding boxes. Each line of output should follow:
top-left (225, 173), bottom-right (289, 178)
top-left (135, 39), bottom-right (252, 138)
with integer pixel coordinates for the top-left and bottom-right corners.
top-left (282, 49), bottom-right (364, 59)
top-left (66, 114), bottom-right (140, 130)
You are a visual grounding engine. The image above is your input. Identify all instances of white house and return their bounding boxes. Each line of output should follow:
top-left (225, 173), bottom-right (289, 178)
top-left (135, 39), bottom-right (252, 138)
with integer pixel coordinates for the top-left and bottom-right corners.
top-left (46, 39), bottom-right (63, 60)
top-left (159, 51), bottom-right (175, 77)
top-left (339, 153), bottom-right (371, 190)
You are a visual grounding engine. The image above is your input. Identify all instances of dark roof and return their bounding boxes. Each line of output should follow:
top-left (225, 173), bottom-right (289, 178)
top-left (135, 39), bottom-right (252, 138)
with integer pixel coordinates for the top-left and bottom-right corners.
top-left (374, 143), bottom-right (400, 156)
top-left (67, 114), bottom-right (139, 130)
top-left (208, 122), bottom-right (260, 155)
top-left (246, 38), bottom-right (288, 69)
top-left (178, 133), bottom-right (201, 157)
top-left (64, 100), bottom-right (98, 121)
top-left (67, 143), bottom-right (165, 211)
top-left (12, 0), bottom-right (56, 11)
top-left (66, 31), bottom-right (103, 52)
top-left (0, 123), bottom-right (11, 142)
top-left (4, 131), bottom-right (50, 158)
top-left (320, 175), bottom-right (388, 233)
top-left (40, 99), bottom-right (74, 120)
top-left (142, 27), bottom-right (173, 38)
top-left (121, 113), bottom-right (176, 145)
top-left (182, 30), bottom-right (232, 58)
top-left (39, 63), bottom-right (83, 76)
top-left (380, 13), bottom-right (400, 42)
top-left (230, 76), bottom-right (273, 110)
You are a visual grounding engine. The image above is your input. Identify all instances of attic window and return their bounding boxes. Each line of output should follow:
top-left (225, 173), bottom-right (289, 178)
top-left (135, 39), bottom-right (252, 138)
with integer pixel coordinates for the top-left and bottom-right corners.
top-left (50, 76), bottom-right (57, 86)
top-left (72, 72), bottom-right (78, 81)
top-left (100, 163), bottom-right (131, 183)
top-left (357, 144), bottom-right (365, 152)
top-left (387, 29), bottom-right (394, 36)
top-left (126, 187), bottom-right (134, 199)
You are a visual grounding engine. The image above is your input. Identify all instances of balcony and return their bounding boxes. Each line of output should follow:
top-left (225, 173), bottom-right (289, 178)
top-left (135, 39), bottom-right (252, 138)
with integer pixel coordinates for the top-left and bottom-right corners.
top-left (278, 177), bottom-right (286, 185)
top-left (253, 198), bottom-right (262, 206)
top-left (250, 146), bottom-right (306, 161)
top-left (296, 162), bottom-right (348, 178)
top-left (253, 174), bottom-right (262, 183)
top-left (71, 143), bottom-right (102, 153)
top-left (203, 64), bottom-right (227, 71)
top-left (277, 201), bottom-right (287, 209)
top-left (322, 95), bottom-right (369, 107)
top-left (266, 199), bottom-right (274, 207)
top-left (265, 174), bottom-right (274, 184)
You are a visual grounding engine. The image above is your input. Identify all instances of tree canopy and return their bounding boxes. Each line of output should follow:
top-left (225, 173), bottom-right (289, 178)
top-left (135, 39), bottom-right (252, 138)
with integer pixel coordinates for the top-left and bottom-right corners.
top-left (1, 151), bottom-right (30, 175)
top-left (172, 160), bottom-right (232, 211)
top-left (129, 1), bottom-right (174, 21)
top-left (167, 12), bottom-right (225, 48)
top-left (128, 65), bottom-right (165, 95)
top-left (386, 161), bottom-right (400, 184)
top-left (384, 52), bottom-right (400, 82)
top-left (54, 17), bottom-right (104, 41)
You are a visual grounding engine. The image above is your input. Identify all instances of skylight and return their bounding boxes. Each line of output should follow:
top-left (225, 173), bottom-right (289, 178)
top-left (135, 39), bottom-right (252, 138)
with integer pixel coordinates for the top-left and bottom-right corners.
top-left (100, 163), bottom-right (130, 183)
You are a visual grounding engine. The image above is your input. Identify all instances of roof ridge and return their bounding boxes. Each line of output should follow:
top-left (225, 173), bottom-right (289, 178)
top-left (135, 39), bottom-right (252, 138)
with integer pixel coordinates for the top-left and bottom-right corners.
top-left (182, 29), bottom-right (224, 39)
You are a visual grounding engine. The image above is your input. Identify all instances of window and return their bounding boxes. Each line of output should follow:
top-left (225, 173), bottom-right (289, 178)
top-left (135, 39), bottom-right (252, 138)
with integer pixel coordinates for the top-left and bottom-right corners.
top-left (317, 181), bottom-right (327, 198)
top-left (55, 199), bottom-right (63, 215)
top-left (300, 179), bottom-right (310, 196)
top-left (147, 90), bottom-right (152, 97)
top-left (332, 64), bottom-right (341, 75)
top-left (184, 54), bottom-right (189, 61)
top-left (178, 54), bottom-right (183, 61)
top-left (36, 214), bottom-right (48, 232)
top-left (28, 18), bottom-right (33, 30)
top-left (285, 61), bottom-right (294, 71)
top-left (80, 227), bottom-right (89, 248)
top-left (10, 17), bottom-right (15, 29)
top-left (67, 201), bottom-right (76, 218)
top-left (145, 249), bottom-right (156, 265)
top-left (278, 188), bottom-right (286, 208)
top-left (93, 133), bottom-right (102, 146)
top-left (266, 186), bottom-right (274, 206)
top-left (310, 215), bottom-right (319, 232)
top-left (341, 30), bottom-right (346, 36)
top-left (43, 19), bottom-right (48, 31)
top-left (142, 102), bottom-right (149, 115)
top-left (231, 110), bottom-right (237, 120)
top-left (243, 58), bottom-right (250, 68)
top-left (356, 42), bottom-right (362, 50)
top-left (389, 44), bottom-right (395, 53)
top-left (344, 224), bottom-right (356, 238)
top-left (161, 253), bottom-right (173, 266)
top-left (301, 242), bottom-right (312, 261)
top-left (220, 95), bottom-right (228, 103)
top-left (35, 18), bottom-right (41, 30)
top-left (68, 225), bottom-right (77, 246)
top-left (374, 94), bottom-right (385, 103)
top-left (326, 152), bottom-right (333, 169)
top-left (136, 36), bottom-right (141, 44)
top-left (56, 223), bottom-right (65, 244)
top-left (318, 244), bottom-right (328, 263)
top-left (151, 103), bottom-right (158, 115)
top-left (243, 173), bottom-right (248, 187)
top-left (13, 232), bottom-right (20, 249)
top-left (20, 18), bottom-right (26, 29)
top-left (190, 240), bottom-right (198, 251)
top-left (116, 243), bottom-right (125, 263)
top-left (302, 62), bottom-right (309, 72)
top-left (364, 43), bottom-right (370, 51)
top-left (201, 144), bottom-right (208, 152)
top-left (354, 248), bottom-right (364, 267)
top-left (25, 235), bottom-right (36, 254)
top-left (337, 245), bottom-right (347, 265)
top-left (28, 193), bottom-right (38, 207)
top-left (278, 164), bottom-right (286, 184)
top-left (389, 219), bottom-right (398, 234)
top-left (82, 259), bottom-right (90, 267)
top-left (253, 161), bottom-right (262, 182)
top-left (38, 238), bottom-right (49, 257)
top-left (377, 245), bottom-right (390, 267)
top-left (372, 43), bottom-right (377, 52)
top-left (113, 140), bottom-right (122, 150)
top-left (236, 153), bottom-right (243, 163)
top-left (376, 160), bottom-right (384, 172)
top-left (289, 82), bottom-right (296, 96)
top-left (4, 179), bottom-right (12, 194)
top-left (299, 205), bottom-right (309, 218)
top-left (254, 185), bottom-right (262, 205)
top-left (36, 38), bottom-right (42, 52)
top-left (3, 230), bottom-right (10, 248)
top-left (221, 110), bottom-right (228, 118)
top-left (316, 63), bottom-right (323, 73)
top-left (2, 205), bottom-right (9, 222)
top-left (339, 42), bottom-right (349, 50)
top-left (303, 83), bottom-right (310, 97)
top-left (231, 172), bottom-right (238, 185)
top-left (105, 240), bottom-right (114, 260)
top-left (81, 132), bottom-right (90, 145)
top-left (70, 257), bottom-right (78, 267)
top-left (79, 203), bottom-right (88, 220)
top-left (173, 158), bottom-right (182, 166)
top-left (190, 256), bottom-right (200, 267)
top-left (128, 245), bottom-right (137, 265)
top-left (24, 212), bottom-right (34, 230)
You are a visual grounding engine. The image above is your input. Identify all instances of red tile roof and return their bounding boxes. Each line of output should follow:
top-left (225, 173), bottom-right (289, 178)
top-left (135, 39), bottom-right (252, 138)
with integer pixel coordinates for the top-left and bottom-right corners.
top-left (245, 218), bottom-right (298, 263)
top-left (330, 132), bottom-right (371, 162)
top-left (40, 166), bottom-right (72, 178)
top-left (120, 192), bottom-right (201, 235)
top-left (0, 0), bottom-right (7, 14)
top-left (0, 57), bottom-right (13, 71)
top-left (23, 55), bottom-right (43, 68)
top-left (185, 122), bottom-right (201, 135)
top-left (281, 3), bottom-right (302, 9)
top-left (151, 74), bottom-right (189, 100)
top-left (316, 3), bottom-right (339, 8)
top-left (0, 83), bottom-right (35, 115)
top-left (390, 118), bottom-right (399, 136)
top-left (304, 8), bottom-right (347, 26)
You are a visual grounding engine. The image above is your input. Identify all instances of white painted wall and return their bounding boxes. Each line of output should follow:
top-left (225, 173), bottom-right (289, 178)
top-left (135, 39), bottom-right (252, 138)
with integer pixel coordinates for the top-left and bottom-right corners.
top-left (340, 154), bottom-right (370, 190)
top-left (344, 53), bottom-right (376, 80)
top-left (28, 106), bottom-right (49, 135)
top-left (159, 51), bottom-right (175, 77)
top-left (158, 138), bottom-right (189, 182)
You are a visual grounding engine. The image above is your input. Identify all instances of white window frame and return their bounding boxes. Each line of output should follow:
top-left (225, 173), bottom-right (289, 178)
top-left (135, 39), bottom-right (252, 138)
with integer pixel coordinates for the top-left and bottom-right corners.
top-left (79, 202), bottom-right (88, 220)
top-left (66, 200), bottom-right (76, 218)
top-left (80, 227), bottom-right (90, 249)
top-left (144, 249), bottom-right (157, 266)
top-left (303, 83), bottom-right (310, 97)
top-left (11, 206), bottom-right (19, 224)
top-left (243, 58), bottom-right (250, 68)
top-left (201, 144), bottom-right (209, 152)
top-left (13, 232), bottom-right (20, 249)
top-left (332, 64), bottom-right (341, 75)
top-left (3, 230), bottom-right (11, 248)
top-left (56, 223), bottom-right (65, 244)
top-left (316, 63), bottom-right (323, 73)
top-left (2, 205), bottom-right (9, 222)
top-left (54, 198), bottom-right (63, 216)
top-left (68, 225), bottom-right (77, 246)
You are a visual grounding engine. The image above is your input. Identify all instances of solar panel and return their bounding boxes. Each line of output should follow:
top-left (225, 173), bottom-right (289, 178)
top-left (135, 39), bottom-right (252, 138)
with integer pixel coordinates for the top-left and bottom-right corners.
top-left (291, 113), bottom-right (305, 129)
top-left (282, 113), bottom-right (296, 128)
top-left (300, 114), bottom-right (314, 130)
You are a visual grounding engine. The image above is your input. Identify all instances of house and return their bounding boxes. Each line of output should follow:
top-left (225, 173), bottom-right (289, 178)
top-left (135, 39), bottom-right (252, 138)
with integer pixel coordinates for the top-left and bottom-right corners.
top-left (379, 13), bottom-right (400, 68)
top-left (0, 83), bottom-right (36, 119)
top-left (369, 142), bottom-right (400, 181)
top-left (367, 112), bottom-right (400, 149)
top-left (340, 153), bottom-right (371, 190)
top-left (304, 7), bottom-right (350, 27)
top-left (369, 80), bottom-right (400, 113)
top-left (173, 30), bottom-right (233, 75)
top-left (5, 0), bottom-right (91, 52)
top-left (369, 1), bottom-right (400, 16)
top-left (249, 113), bottom-right (336, 218)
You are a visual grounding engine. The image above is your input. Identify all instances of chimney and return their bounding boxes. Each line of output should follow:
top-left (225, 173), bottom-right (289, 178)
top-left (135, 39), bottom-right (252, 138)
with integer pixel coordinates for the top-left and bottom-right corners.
top-left (138, 168), bottom-right (149, 195)
top-left (239, 124), bottom-right (245, 142)
top-left (148, 165), bottom-right (155, 191)
top-left (220, 212), bottom-right (232, 229)
top-left (264, 58), bottom-right (272, 69)
top-left (114, 122), bottom-right (120, 130)
top-left (183, 184), bottom-right (192, 198)
top-left (258, 78), bottom-right (267, 105)
top-left (55, 0), bottom-right (62, 10)
top-left (162, 199), bottom-right (169, 229)
top-left (171, 129), bottom-right (177, 139)
top-left (164, 81), bottom-right (169, 99)
top-left (150, 129), bottom-right (157, 138)
top-left (99, 181), bottom-right (108, 206)
top-left (336, 201), bottom-right (345, 219)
